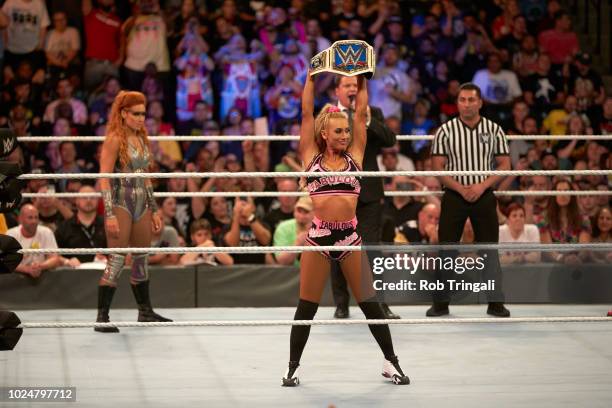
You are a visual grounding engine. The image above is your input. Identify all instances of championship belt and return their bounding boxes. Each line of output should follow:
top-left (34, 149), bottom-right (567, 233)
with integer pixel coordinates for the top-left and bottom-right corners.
top-left (310, 40), bottom-right (376, 79)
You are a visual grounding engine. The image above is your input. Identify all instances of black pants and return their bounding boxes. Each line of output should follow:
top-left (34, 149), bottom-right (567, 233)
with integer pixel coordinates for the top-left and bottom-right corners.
top-left (433, 189), bottom-right (504, 303)
top-left (330, 200), bottom-right (382, 306)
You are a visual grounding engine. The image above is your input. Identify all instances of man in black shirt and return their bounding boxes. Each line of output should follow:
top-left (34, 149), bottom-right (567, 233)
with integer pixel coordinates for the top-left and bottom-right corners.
top-left (55, 185), bottom-right (106, 263)
top-left (396, 203), bottom-right (440, 244)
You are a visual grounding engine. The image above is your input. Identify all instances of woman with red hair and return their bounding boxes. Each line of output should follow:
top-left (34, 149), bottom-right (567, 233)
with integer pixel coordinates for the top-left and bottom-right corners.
top-left (95, 90), bottom-right (171, 333)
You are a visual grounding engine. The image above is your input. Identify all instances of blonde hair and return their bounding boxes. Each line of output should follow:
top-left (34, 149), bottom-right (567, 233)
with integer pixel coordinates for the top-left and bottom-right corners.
top-left (106, 90), bottom-right (150, 169)
top-left (313, 104), bottom-right (349, 153)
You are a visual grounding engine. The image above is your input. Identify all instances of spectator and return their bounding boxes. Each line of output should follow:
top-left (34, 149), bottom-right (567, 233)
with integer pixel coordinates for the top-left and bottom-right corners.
top-left (0, 0), bottom-right (49, 84)
top-left (141, 62), bottom-right (164, 103)
top-left (507, 100), bottom-right (530, 135)
top-left (55, 185), bottom-right (106, 263)
top-left (263, 178), bottom-right (299, 235)
top-left (204, 196), bottom-right (232, 245)
top-left (121, 0), bottom-right (170, 91)
top-left (394, 202), bottom-right (440, 244)
top-left (589, 206), bottom-right (612, 263)
top-left (305, 18), bottom-right (330, 55)
top-left (150, 223), bottom-right (181, 266)
top-left (511, 35), bottom-right (539, 79)
top-left (523, 53), bottom-right (562, 117)
top-left (215, 34), bottom-right (263, 121)
top-left (377, 145), bottom-right (415, 180)
top-left (577, 182), bottom-right (599, 219)
top-left (269, 196), bottom-right (314, 266)
top-left (180, 218), bottom-right (233, 265)
top-left (524, 176), bottom-right (552, 224)
top-left (537, 179), bottom-right (591, 263)
top-left (88, 76), bottom-right (121, 126)
top-left (599, 96), bottom-right (612, 136)
top-left (472, 53), bottom-right (522, 119)
top-left (177, 100), bottom-right (212, 160)
top-left (45, 11), bottom-right (80, 79)
top-left (567, 52), bottom-right (606, 112)
top-left (43, 78), bottom-right (88, 125)
top-left (454, 15), bottom-right (496, 82)
top-left (403, 98), bottom-right (436, 155)
top-left (491, 0), bottom-right (520, 41)
top-left (31, 185), bottom-right (72, 231)
top-left (82, 0), bottom-right (121, 90)
top-left (368, 44), bottom-right (415, 121)
top-left (537, 10), bottom-right (579, 66)
top-left (383, 176), bottom-right (425, 230)
top-left (6, 203), bottom-right (62, 278)
top-left (56, 141), bottom-right (84, 191)
top-left (223, 197), bottom-right (271, 264)
top-left (264, 64), bottom-right (302, 132)
top-left (542, 94), bottom-right (578, 135)
top-left (498, 202), bottom-right (541, 264)
top-left (174, 16), bottom-right (214, 121)
top-left (159, 196), bottom-right (185, 239)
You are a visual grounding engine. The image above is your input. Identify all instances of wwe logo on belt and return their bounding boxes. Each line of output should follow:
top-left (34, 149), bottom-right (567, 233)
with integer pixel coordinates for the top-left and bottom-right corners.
top-left (333, 43), bottom-right (367, 73)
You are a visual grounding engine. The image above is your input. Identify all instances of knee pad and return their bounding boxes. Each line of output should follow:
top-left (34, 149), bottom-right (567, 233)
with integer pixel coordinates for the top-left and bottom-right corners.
top-left (102, 254), bottom-right (126, 284)
top-left (130, 254), bottom-right (149, 282)
top-left (358, 299), bottom-right (385, 319)
top-left (294, 299), bottom-right (319, 320)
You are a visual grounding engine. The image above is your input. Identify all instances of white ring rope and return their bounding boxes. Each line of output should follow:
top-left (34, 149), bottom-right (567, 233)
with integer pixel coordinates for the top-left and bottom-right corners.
top-left (16, 134), bottom-right (612, 142)
top-left (18, 169), bottom-right (612, 180)
top-left (21, 190), bottom-right (612, 199)
top-left (17, 316), bottom-right (612, 329)
top-left (19, 243), bottom-right (612, 255)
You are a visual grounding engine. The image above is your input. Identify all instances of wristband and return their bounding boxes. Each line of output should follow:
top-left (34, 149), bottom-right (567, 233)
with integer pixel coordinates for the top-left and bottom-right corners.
top-left (145, 185), bottom-right (158, 212)
top-left (101, 190), bottom-right (114, 218)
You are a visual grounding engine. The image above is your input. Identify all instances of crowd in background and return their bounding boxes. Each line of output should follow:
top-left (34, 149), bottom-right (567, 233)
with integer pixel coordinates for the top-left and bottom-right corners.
top-left (0, 0), bottom-right (610, 277)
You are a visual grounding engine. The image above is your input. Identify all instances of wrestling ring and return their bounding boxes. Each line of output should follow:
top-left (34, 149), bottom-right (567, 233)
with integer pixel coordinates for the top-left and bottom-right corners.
top-left (2, 133), bottom-right (612, 407)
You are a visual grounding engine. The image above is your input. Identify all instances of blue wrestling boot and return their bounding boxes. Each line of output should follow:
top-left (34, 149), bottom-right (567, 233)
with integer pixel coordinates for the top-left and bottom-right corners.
top-left (281, 361), bottom-right (300, 386)
top-left (382, 356), bottom-right (410, 385)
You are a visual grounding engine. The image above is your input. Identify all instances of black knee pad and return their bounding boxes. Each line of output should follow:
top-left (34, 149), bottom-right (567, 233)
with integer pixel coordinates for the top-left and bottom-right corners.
top-left (358, 299), bottom-right (386, 320)
top-left (294, 299), bottom-right (319, 320)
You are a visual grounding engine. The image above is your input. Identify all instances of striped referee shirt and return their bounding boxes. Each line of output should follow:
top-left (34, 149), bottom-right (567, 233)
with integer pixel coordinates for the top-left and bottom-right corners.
top-left (431, 116), bottom-right (509, 186)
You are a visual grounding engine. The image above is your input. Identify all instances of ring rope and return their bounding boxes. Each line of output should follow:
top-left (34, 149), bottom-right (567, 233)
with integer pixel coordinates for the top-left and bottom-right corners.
top-left (21, 190), bottom-right (612, 199)
top-left (17, 316), bottom-right (612, 329)
top-left (16, 134), bottom-right (612, 143)
top-left (18, 169), bottom-right (612, 180)
top-left (19, 242), bottom-right (612, 255)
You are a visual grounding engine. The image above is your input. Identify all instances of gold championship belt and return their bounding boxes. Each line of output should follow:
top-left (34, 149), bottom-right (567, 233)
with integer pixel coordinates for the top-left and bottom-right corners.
top-left (310, 40), bottom-right (376, 79)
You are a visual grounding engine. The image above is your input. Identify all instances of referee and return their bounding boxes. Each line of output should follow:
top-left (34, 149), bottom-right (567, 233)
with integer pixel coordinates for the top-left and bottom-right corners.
top-left (428, 83), bottom-right (511, 318)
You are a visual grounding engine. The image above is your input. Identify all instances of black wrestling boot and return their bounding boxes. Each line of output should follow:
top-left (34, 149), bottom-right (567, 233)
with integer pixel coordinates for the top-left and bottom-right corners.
top-left (130, 281), bottom-right (173, 322)
top-left (487, 302), bottom-right (511, 318)
top-left (95, 285), bottom-right (119, 333)
top-left (426, 302), bottom-right (450, 317)
top-left (334, 304), bottom-right (349, 319)
top-left (282, 361), bottom-right (300, 387)
top-left (381, 303), bottom-right (401, 319)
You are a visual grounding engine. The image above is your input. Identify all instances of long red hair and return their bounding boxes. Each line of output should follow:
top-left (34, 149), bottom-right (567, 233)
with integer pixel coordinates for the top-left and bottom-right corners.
top-left (106, 90), bottom-right (150, 169)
